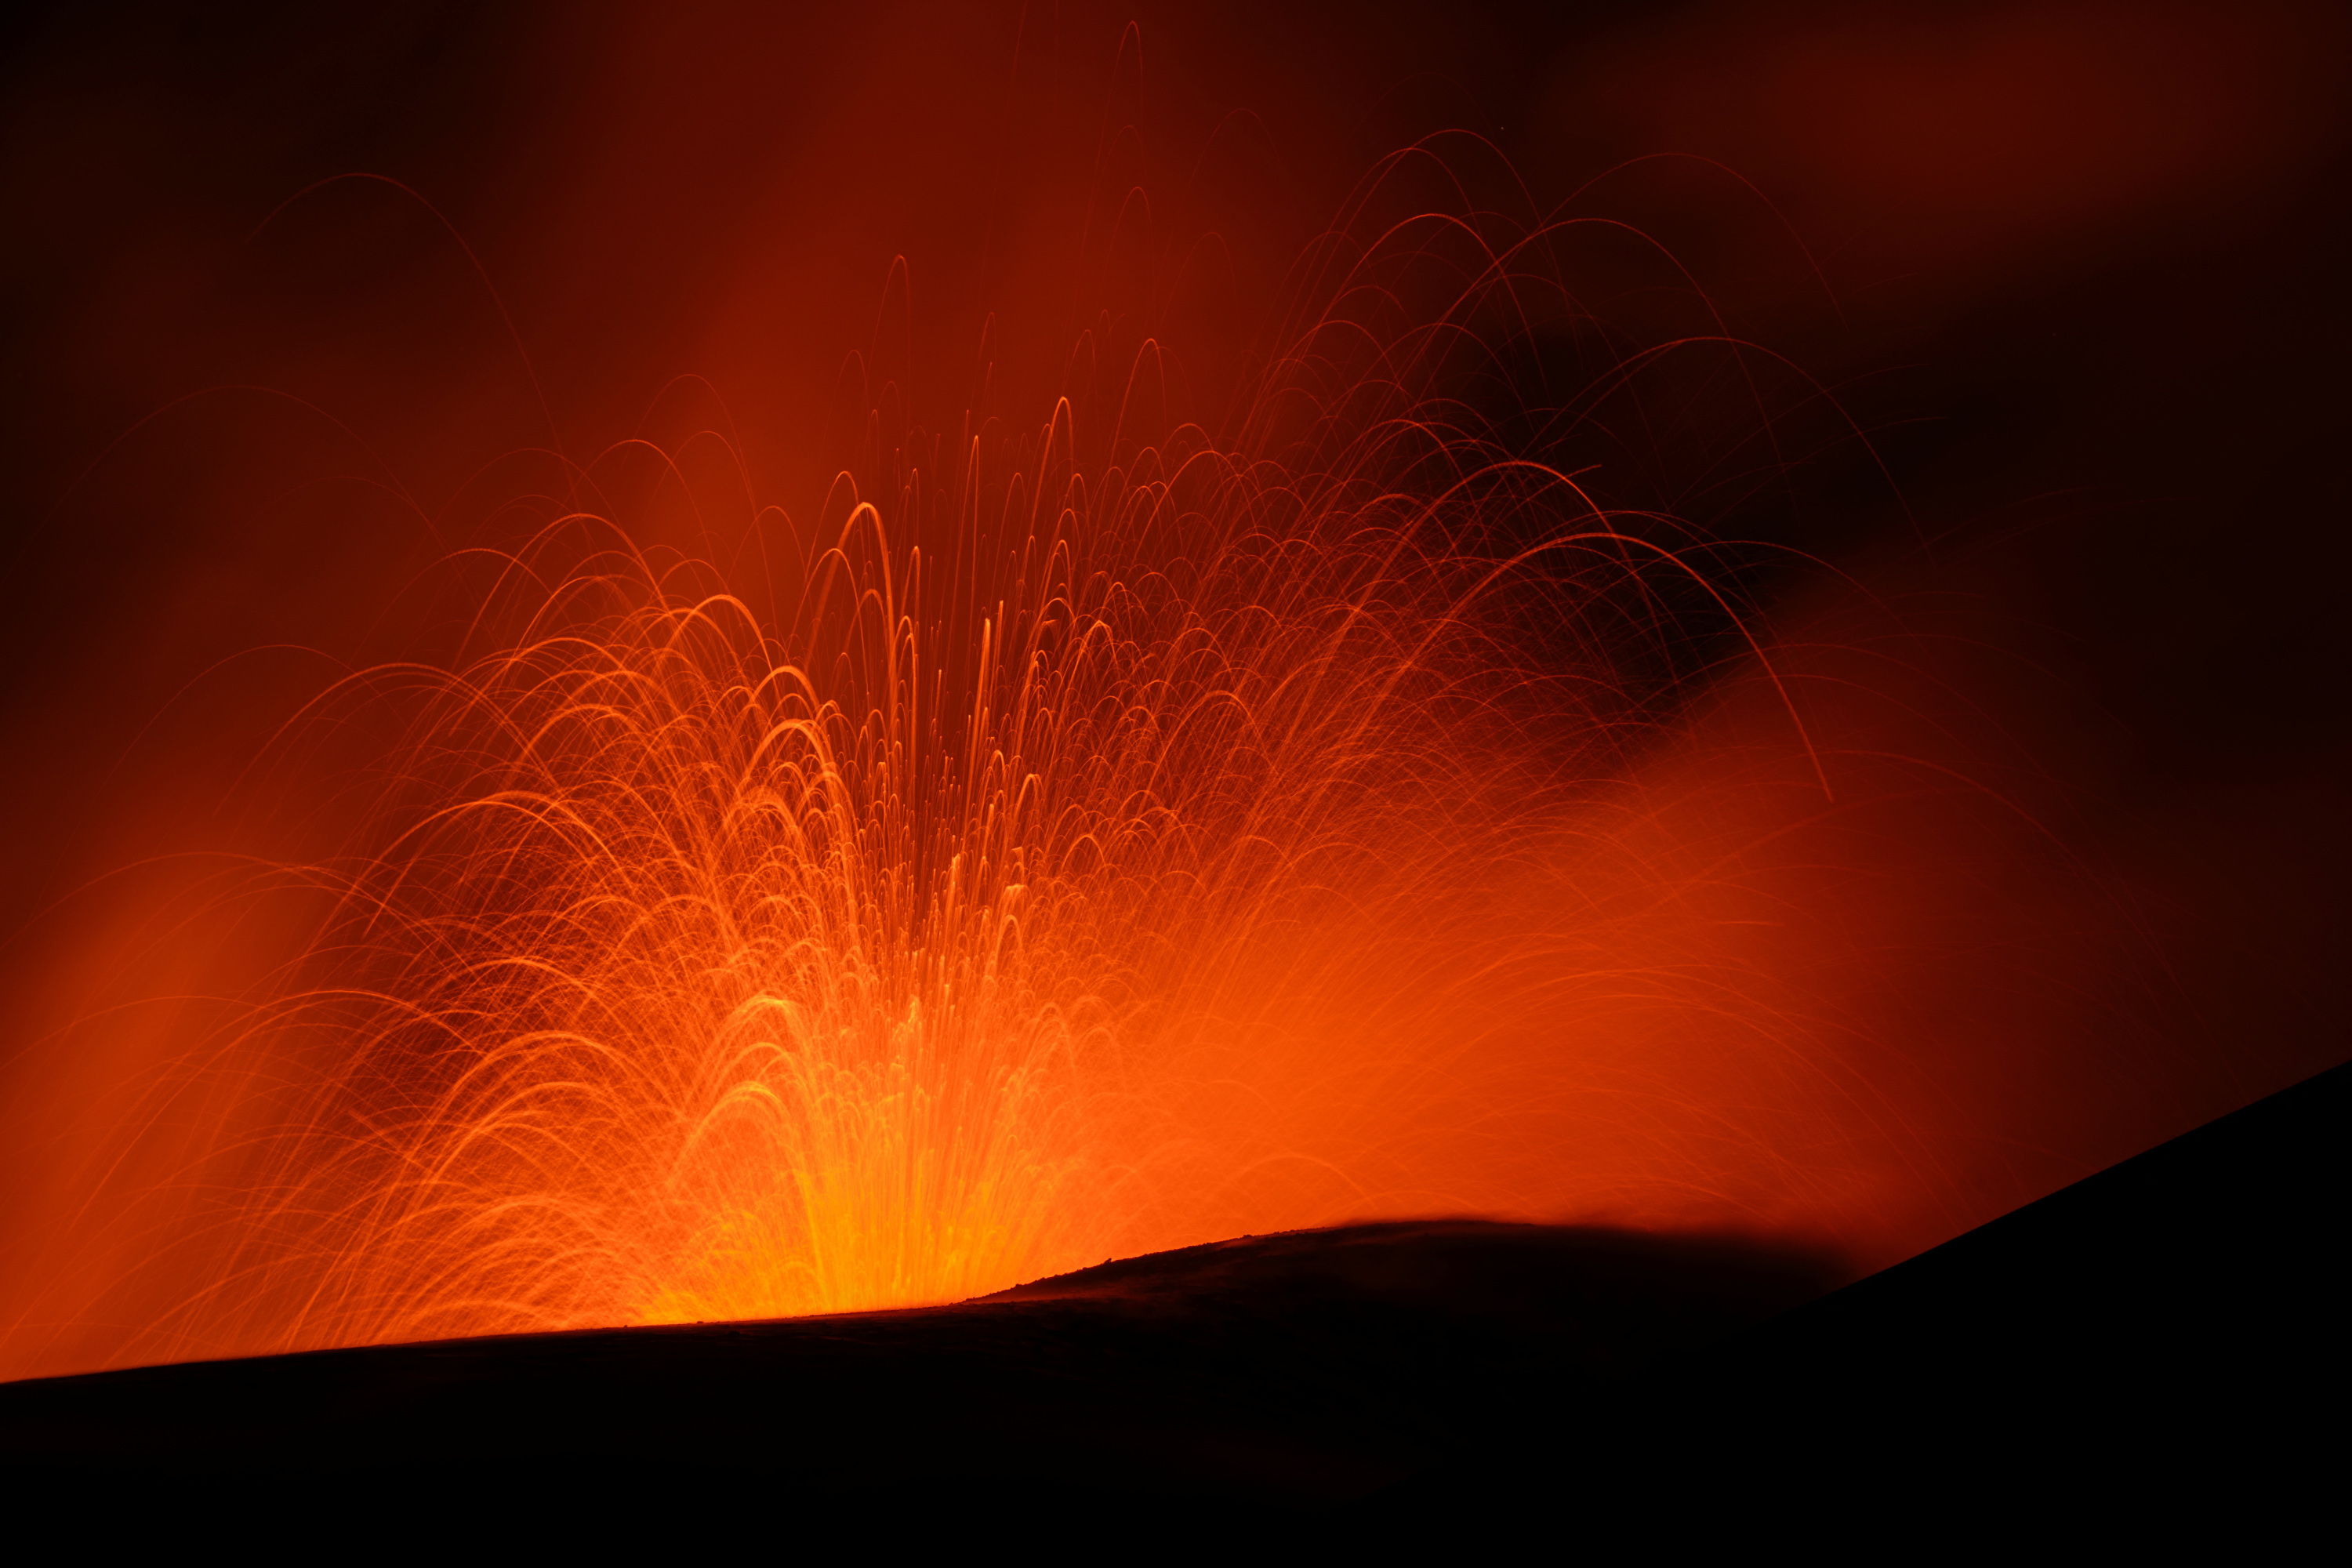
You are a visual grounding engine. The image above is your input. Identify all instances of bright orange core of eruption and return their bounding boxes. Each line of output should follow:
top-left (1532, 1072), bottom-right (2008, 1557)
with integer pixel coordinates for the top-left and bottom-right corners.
top-left (307, 510), bottom-right (1142, 1332)
top-left (220, 376), bottom-right (1663, 1349)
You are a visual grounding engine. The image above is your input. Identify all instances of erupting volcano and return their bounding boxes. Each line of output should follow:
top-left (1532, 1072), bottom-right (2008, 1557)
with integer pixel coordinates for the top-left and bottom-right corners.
top-left (0, 0), bottom-right (2341, 1437)
top-left (23, 155), bottom-right (1871, 1358)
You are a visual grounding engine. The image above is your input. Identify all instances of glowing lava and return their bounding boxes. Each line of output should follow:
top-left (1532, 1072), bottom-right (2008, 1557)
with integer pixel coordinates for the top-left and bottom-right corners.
top-left (137, 253), bottom-right (1722, 1346)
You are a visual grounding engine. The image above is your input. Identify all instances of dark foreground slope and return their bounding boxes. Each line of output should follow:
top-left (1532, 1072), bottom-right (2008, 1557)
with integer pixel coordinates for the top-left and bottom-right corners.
top-left (0, 1224), bottom-right (1833, 1498)
top-left (0, 1060), bottom-right (2340, 1535)
top-left (1425, 1057), bottom-right (2348, 1541)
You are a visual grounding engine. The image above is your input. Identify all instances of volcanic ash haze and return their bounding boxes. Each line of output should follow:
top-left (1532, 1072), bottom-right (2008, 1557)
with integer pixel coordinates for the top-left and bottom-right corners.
top-left (0, 0), bottom-right (2342, 1380)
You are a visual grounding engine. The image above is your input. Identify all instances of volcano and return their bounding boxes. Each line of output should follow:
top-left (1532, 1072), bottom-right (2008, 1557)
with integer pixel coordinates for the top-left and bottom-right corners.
top-left (3, 1059), bottom-right (2336, 1537)
top-left (2, 9), bottom-right (2345, 1539)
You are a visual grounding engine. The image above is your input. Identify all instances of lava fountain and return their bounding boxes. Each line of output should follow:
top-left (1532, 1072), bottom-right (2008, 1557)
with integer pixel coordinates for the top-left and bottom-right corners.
top-left (16, 139), bottom-right (1835, 1365)
top-left (8, 5), bottom-right (2328, 1382)
top-left (208, 394), bottom-right (1674, 1345)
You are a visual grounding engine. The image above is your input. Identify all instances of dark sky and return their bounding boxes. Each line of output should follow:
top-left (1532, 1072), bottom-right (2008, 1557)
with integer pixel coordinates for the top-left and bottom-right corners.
top-left (5, 0), bottom-right (2343, 782)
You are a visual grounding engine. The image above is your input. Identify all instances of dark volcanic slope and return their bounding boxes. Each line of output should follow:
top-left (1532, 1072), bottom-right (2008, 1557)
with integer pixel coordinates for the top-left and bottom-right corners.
top-left (0, 1221), bottom-right (1831, 1497)
top-left (1412, 1057), bottom-right (2347, 1537)
top-left (1632, 1054), bottom-right (2348, 1534)
top-left (0, 1058), bottom-right (2339, 1528)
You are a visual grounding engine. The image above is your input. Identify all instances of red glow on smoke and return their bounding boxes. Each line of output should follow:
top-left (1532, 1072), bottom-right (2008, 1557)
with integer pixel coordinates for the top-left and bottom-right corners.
top-left (0, 2), bottom-right (2339, 1381)
top-left (1548, 0), bottom-right (2348, 286)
